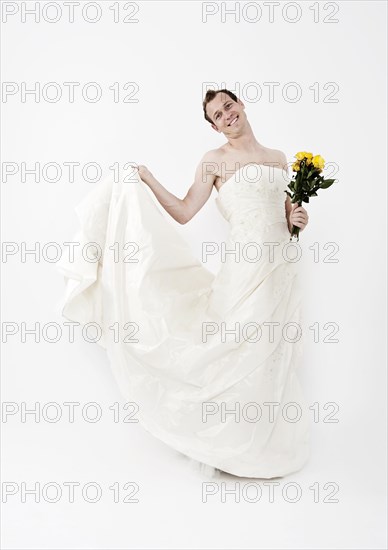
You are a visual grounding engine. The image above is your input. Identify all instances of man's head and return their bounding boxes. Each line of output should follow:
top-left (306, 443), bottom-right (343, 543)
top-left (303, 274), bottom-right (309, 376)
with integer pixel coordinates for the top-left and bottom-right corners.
top-left (202, 89), bottom-right (246, 134)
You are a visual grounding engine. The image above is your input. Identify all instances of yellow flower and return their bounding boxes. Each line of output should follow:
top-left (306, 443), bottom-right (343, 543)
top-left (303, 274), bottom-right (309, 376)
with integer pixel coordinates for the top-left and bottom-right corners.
top-left (292, 161), bottom-right (300, 171)
top-left (312, 155), bottom-right (325, 170)
top-left (295, 151), bottom-right (313, 161)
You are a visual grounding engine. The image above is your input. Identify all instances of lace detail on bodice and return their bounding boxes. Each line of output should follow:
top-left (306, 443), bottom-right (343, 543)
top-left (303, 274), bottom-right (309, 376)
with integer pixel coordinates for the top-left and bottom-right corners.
top-left (214, 164), bottom-right (290, 239)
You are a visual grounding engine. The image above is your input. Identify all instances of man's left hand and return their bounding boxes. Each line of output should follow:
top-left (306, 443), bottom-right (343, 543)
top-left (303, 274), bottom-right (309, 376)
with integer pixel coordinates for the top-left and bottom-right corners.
top-left (289, 203), bottom-right (309, 231)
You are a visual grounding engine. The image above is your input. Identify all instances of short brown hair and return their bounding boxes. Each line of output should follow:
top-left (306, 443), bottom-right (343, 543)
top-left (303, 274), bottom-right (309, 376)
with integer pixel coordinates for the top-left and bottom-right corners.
top-left (202, 89), bottom-right (239, 124)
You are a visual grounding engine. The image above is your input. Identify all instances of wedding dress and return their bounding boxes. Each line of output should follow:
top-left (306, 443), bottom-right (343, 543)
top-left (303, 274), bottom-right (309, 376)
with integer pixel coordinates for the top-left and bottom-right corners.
top-left (56, 162), bottom-right (311, 478)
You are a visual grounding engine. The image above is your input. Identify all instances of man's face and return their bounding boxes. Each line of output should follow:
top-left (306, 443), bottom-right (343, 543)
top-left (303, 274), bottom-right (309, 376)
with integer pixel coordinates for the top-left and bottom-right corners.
top-left (206, 93), bottom-right (245, 134)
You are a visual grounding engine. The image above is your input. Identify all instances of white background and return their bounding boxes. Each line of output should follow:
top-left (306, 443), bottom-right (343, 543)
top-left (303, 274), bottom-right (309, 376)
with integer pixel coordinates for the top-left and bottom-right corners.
top-left (1, 1), bottom-right (387, 549)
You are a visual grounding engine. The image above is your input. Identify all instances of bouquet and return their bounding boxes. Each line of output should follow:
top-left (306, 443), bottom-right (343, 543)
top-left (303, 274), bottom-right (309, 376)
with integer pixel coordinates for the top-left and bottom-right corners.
top-left (285, 151), bottom-right (336, 241)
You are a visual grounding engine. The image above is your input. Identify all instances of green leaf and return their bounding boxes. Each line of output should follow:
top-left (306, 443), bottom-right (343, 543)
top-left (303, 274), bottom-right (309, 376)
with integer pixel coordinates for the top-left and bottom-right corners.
top-left (320, 179), bottom-right (335, 189)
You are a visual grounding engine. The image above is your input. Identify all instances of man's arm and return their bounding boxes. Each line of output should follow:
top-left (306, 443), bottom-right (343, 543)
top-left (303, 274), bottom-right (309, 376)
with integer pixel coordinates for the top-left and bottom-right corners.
top-left (277, 151), bottom-right (293, 232)
top-left (179, 154), bottom-right (217, 224)
top-left (138, 154), bottom-right (216, 224)
top-left (285, 195), bottom-right (293, 233)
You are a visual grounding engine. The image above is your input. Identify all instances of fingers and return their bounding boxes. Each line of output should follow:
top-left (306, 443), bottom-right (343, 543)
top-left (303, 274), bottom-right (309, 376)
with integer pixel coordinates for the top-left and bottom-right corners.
top-left (292, 214), bottom-right (308, 221)
top-left (292, 205), bottom-right (306, 213)
top-left (290, 210), bottom-right (309, 228)
top-left (291, 219), bottom-right (305, 225)
top-left (291, 212), bottom-right (308, 219)
top-left (291, 205), bottom-right (309, 224)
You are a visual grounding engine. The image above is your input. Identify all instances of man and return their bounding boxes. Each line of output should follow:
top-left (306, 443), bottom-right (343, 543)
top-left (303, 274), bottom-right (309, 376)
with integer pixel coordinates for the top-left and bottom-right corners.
top-left (136, 89), bottom-right (308, 233)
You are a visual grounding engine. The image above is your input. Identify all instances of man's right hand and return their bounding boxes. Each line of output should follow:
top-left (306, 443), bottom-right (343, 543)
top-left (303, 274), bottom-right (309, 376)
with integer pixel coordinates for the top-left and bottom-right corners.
top-left (135, 164), bottom-right (153, 184)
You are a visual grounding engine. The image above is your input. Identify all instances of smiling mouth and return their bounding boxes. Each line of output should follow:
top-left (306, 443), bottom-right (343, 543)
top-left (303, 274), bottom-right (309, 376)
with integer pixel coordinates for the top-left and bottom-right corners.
top-left (228, 116), bottom-right (239, 126)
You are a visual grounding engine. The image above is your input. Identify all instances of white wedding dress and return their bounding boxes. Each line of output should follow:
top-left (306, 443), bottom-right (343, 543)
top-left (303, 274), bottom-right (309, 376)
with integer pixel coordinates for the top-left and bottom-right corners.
top-left (56, 163), bottom-right (311, 478)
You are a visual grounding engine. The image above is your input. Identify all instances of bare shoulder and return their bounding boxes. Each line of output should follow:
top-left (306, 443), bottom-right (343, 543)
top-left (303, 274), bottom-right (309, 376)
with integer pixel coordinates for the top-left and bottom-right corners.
top-left (271, 148), bottom-right (289, 173)
top-left (200, 147), bottom-right (223, 166)
top-left (191, 148), bottom-right (220, 187)
top-left (195, 148), bottom-right (223, 180)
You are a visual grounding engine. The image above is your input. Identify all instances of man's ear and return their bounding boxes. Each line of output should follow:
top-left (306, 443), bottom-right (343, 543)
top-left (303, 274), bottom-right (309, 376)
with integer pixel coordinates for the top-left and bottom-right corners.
top-left (211, 123), bottom-right (220, 133)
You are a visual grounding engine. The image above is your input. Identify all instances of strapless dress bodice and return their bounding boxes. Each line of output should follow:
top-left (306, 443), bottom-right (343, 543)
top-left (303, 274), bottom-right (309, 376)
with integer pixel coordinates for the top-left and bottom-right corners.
top-left (215, 163), bottom-right (290, 235)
